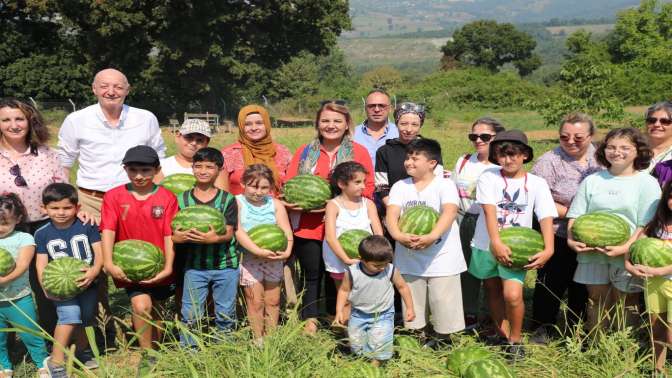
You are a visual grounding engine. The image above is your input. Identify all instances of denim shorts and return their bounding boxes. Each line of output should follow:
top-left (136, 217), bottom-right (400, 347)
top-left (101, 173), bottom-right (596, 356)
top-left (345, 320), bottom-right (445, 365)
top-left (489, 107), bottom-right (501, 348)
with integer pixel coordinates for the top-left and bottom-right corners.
top-left (54, 285), bottom-right (98, 326)
top-left (348, 306), bottom-right (394, 361)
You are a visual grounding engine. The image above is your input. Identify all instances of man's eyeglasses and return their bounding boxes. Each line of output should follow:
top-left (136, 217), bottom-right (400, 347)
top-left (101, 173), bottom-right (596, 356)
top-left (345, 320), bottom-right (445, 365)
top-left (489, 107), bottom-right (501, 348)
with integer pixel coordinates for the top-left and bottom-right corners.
top-left (366, 103), bottom-right (389, 110)
top-left (468, 133), bottom-right (494, 142)
top-left (646, 117), bottom-right (672, 127)
top-left (10, 164), bottom-right (26, 187)
top-left (320, 99), bottom-right (347, 107)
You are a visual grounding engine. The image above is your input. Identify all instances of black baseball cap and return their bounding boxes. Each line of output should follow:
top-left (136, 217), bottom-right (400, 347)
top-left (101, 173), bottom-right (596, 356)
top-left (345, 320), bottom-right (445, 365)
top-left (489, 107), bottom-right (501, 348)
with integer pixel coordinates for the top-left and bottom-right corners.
top-left (488, 129), bottom-right (534, 164)
top-left (122, 145), bottom-right (160, 166)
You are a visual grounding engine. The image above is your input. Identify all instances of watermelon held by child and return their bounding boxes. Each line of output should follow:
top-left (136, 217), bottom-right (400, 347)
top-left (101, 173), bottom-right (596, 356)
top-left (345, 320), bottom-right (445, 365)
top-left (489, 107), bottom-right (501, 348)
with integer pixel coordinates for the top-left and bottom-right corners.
top-left (571, 212), bottom-right (630, 247)
top-left (171, 205), bottom-right (226, 234)
top-left (338, 229), bottom-right (372, 259)
top-left (160, 173), bottom-right (196, 195)
top-left (497, 227), bottom-right (545, 270)
top-left (248, 224), bottom-right (288, 252)
top-left (0, 248), bottom-right (16, 276)
top-left (463, 358), bottom-right (515, 378)
top-left (399, 205), bottom-right (439, 236)
top-left (446, 345), bottom-right (492, 375)
top-left (282, 174), bottom-right (332, 210)
top-left (630, 237), bottom-right (672, 268)
top-left (112, 240), bottom-right (165, 282)
top-left (42, 257), bottom-right (88, 300)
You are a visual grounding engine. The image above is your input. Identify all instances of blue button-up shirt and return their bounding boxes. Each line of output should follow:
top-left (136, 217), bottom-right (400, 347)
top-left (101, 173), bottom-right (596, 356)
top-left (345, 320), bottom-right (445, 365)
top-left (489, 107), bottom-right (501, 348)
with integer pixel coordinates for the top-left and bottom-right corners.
top-left (353, 121), bottom-right (398, 168)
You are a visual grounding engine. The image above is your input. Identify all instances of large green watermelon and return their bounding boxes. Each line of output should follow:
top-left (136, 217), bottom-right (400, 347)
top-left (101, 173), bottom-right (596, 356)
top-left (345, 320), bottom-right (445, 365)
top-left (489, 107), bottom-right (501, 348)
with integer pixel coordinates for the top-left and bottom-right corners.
top-left (572, 212), bottom-right (630, 247)
top-left (282, 175), bottom-right (332, 210)
top-left (394, 335), bottom-right (421, 351)
top-left (463, 359), bottom-right (515, 378)
top-left (113, 240), bottom-right (165, 282)
top-left (630, 237), bottom-right (672, 268)
top-left (399, 205), bottom-right (439, 236)
top-left (42, 257), bottom-right (88, 300)
top-left (160, 173), bottom-right (196, 195)
top-left (498, 227), bottom-right (545, 269)
top-left (248, 224), bottom-right (288, 252)
top-left (172, 205), bottom-right (226, 234)
top-left (446, 346), bottom-right (492, 375)
top-left (0, 248), bottom-right (16, 276)
top-left (338, 229), bottom-right (372, 259)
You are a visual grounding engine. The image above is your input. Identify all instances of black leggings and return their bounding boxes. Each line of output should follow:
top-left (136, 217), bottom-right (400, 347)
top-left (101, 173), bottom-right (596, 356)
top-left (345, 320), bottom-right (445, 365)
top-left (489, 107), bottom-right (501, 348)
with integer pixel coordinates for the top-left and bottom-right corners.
top-left (294, 237), bottom-right (336, 319)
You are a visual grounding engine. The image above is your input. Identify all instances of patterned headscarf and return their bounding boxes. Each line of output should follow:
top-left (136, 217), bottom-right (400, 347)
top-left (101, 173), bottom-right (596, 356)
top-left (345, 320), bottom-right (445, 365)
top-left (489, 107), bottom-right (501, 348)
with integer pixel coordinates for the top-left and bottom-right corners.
top-left (394, 102), bottom-right (426, 125)
top-left (298, 102), bottom-right (355, 174)
top-left (237, 105), bottom-right (280, 188)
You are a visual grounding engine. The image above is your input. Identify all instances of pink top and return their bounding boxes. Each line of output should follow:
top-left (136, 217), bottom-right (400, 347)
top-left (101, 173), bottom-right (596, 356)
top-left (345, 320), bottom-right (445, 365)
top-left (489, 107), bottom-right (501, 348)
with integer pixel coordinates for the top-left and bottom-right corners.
top-left (0, 146), bottom-right (67, 222)
top-left (220, 142), bottom-right (292, 195)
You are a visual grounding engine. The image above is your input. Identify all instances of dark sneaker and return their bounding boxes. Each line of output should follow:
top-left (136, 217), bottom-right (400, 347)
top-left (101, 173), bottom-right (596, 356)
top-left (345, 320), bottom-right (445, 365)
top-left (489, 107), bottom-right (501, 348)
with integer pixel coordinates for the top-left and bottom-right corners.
top-left (75, 348), bottom-right (99, 370)
top-left (484, 334), bottom-right (508, 346)
top-left (530, 325), bottom-right (552, 345)
top-left (504, 342), bottom-right (526, 361)
top-left (464, 314), bottom-right (479, 331)
top-left (44, 357), bottom-right (69, 378)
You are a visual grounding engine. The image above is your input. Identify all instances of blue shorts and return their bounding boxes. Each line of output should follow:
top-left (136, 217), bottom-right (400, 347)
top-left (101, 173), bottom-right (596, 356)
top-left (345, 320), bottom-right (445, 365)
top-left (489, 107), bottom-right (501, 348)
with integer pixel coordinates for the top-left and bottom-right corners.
top-left (54, 285), bottom-right (98, 326)
top-left (348, 307), bottom-right (394, 361)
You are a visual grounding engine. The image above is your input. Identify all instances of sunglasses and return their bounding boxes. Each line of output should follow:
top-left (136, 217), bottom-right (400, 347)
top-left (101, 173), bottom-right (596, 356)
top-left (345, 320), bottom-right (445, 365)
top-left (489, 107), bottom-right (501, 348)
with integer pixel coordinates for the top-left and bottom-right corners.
top-left (320, 99), bottom-right (347, 106)
top-left (559, 134), bottom-right (588, 143)
top-left (468, 133), bottom-right (494, 142)
top-left (646, 117), bottom-right (672, 126)
top-left (10, 164), bottom-right (27, 187)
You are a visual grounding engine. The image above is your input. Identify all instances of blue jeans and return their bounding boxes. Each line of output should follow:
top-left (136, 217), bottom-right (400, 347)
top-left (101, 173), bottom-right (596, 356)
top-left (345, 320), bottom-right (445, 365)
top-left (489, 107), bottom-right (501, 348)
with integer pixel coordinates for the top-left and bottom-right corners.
top-left (348, 306), bottom-right (394, 360)
top-left (0, 295), bottom-right (48, 369)
top-left (54, 284), bottom-right (98, 326)
top-left (180, 268), bottom-right (239, 346)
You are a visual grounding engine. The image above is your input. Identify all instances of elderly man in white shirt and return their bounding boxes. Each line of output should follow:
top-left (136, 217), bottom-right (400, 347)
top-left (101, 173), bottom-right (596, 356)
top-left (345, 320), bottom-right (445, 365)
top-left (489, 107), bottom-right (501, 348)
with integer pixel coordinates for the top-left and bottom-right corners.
top-left (58, 68), bottom-right (166, 216)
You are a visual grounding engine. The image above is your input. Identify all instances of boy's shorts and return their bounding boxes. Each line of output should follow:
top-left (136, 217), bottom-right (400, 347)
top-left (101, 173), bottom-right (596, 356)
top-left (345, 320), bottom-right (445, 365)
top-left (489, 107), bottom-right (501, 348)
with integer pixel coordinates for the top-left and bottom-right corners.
top-left (239, 257), bottom-right (283, 287)
top-left (645, 277), bottom-right (672, 323)
top-left (54, 285), bottom-right (98, 326)
top-left (125, 284), bottom-right (175, 301)
top-left (468, 247), bottom-right (527, 284)
top-left (348, 307), bottom-right (394, 361)
top-left (402, 274), bottom-right (465, 334)
top-left (573, 261), bottom-right (643, 293)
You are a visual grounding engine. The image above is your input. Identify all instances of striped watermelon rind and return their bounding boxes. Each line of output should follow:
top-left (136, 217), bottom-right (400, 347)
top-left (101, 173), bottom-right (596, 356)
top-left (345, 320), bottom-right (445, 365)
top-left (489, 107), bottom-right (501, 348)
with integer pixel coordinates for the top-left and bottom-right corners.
top-left (172, 205), bottom-right (226, 234)
top-left (446, 346), bottom-right (492, 375)
top-left (630, 237), bottom-right (672, 268)
top-left (399, 205), bottom-right (439, 236)
top-left (42, 257), bottom-right (88, 300)
top-left (160, 173), bottom-right (196, 195)
top-left (0, 248), bottom-right (16, 277)
top-left (572, 212), bottom-right (630, 247)
top-left (113, 240), bottom-right (165, 282)
top-left (498, 227), bottom-right (545, 270)
top-left (463, 358), bottom-right (515, 378)
top-left (248, 224), bottom-right (288, 252)
top-left (338, 229), bottom-right (372, 259)
top-left (282, 175), bottom-right (332, 210)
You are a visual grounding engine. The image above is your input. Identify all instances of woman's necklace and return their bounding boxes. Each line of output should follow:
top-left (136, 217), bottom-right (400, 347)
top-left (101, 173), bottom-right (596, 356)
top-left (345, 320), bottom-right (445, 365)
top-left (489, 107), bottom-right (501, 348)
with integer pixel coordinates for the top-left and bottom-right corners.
top-left (338, 196), bottom-right (362, 217)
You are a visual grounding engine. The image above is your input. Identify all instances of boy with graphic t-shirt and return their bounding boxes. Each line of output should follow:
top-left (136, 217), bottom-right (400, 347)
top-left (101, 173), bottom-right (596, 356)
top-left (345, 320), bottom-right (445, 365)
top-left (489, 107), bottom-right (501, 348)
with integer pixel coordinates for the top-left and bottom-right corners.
top-left (469, 130), bottom-right (557, 360)
top-left (386, 138), bottom-right (467, 343)
top-left (35, 183), bottom-right (103, 376)
top-left (100, 146), bottom-right (178, 374)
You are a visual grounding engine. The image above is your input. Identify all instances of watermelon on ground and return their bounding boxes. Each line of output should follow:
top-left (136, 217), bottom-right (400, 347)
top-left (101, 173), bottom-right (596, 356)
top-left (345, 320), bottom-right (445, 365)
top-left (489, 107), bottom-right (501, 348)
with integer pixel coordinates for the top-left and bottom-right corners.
top-left (42, 257), bottom-right (88, 300)
top-left (399, 205), bottom-right (439, 236)
top-left (0, 248), bottom-right (16, 276)
top-left (463, 358), bottom-right (515, 378)
top-left (497, 227), bottom-right (545, 269)
top-left (630, 237), bottom-right (672, 268)
top-left (572, 212), bottom-right (630, 247)
top-left (248, 224), bottom-right (288, 252)
top-left (113, 240), bottom-right (165, 282)
top-left (282, 175), bottom-right (332, 210)
top-left (172, 205), bottom-right (226, 234)
top-left (160, 173), bottom-right (196, 195)
top-left (446, 346), bottom-right (492, 375)
top-left (338, 229), bottom-right (372, 259)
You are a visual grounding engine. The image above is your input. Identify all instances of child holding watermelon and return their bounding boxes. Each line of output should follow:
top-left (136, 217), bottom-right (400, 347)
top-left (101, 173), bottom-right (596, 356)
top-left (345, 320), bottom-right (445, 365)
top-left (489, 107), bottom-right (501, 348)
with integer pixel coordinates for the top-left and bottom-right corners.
top-left (234, 164), bottom-right (293, 345)
top-left (35, 183), bottom-right (103, 376)
top-left (469, 130), bottom-right (557, 359)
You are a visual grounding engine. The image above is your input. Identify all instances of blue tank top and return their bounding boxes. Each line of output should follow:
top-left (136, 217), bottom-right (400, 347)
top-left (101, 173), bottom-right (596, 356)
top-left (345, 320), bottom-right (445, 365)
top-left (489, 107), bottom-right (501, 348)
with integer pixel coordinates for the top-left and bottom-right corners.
top-left (236, 194), bottom-right (276, 231)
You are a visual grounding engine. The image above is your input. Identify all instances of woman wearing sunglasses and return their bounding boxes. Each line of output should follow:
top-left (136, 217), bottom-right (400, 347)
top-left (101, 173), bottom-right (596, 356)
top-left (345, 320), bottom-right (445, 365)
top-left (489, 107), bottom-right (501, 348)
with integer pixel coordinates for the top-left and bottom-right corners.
top-left (646, 102), bottom-right (672, 184)
top-left (452, 117), bottom-right (503, 331)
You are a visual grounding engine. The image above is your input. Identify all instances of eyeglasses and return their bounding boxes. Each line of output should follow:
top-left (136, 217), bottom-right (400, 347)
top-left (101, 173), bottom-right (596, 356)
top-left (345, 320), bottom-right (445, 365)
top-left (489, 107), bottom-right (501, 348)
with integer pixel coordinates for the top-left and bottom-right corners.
top-left (9, 164), bottom-right (26, 187)
top-left (366, 103), bottom-right (389, 110)
top-left (396, 102), bottom-right (424, 113)
top-left (605, 145), bottom-right (635, 153)
top-left (559, 134), bottom-right (589, 143)
top-left (468, 133), bottom-right (494, 142)
top-left (320, 99), bottom-right (347, 107)
top-left (646, 117), bottom-right (672, 126)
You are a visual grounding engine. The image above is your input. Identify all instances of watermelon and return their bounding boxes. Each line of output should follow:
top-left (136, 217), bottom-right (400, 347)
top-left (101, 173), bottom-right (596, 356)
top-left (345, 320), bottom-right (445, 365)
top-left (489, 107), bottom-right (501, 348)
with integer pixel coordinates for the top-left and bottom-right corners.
top-left (630, 237), bottom-right (672, 268)
top-left (446, 346), bottom-right (492, 375)
top-left (0, 248), bottom-right (16, 276)
top-left (572, 212), bottom-right (630, 247)
top-left (160, 173), bottom-right (196, 195)
top-left (338, 229), bottom-right (372, 259)
top-left (497, 227), bottom-right (545, 269)
top-left (282, 175), bottom-right (332, 210)
top-left (42, 257), bottom-right (88, 300)
top-left (113, 240), bottom-right (165, 282)
top-left (399, 205), bottom-right (439, 236)
top-left (463, 359), bottom-right (515, 378)
top-left (172, 205), bottom-right (226, 234)
top-left (248, 224), bottom-right (288, 252)
top-left (394, 335), bottom-right (421, 351)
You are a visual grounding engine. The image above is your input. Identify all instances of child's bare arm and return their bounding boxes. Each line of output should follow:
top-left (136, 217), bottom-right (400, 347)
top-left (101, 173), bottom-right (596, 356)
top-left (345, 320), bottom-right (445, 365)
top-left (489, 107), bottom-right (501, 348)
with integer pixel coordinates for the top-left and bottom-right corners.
top-left (386, 205), bottom-right (414, 247)
top-left (102, 230), bottom-right (129, 282)
top-left (325, 201), bottom-right (358, 265)
top-left (335, 272), bottom-right (352, 325)
top-left (272, 198), bottom-right (294, 260)
top-left (0, 245), bottom-right (34, 286)
top-left (367, 200), bottom-right (384, 236)
top-left (483, 204), bottom-right (511, 265)
top-left (391, 268), bottom-right (415, 321)
top-left (525, 216), bottom-right (555, 269)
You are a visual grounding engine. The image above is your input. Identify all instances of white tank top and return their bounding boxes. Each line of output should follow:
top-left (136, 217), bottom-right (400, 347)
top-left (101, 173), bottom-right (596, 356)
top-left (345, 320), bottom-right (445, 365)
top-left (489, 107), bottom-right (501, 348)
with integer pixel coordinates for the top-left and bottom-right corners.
top-left (323, 197), bottom-right (372, 273)
top-left (160, 156), bottom-right (193, 177)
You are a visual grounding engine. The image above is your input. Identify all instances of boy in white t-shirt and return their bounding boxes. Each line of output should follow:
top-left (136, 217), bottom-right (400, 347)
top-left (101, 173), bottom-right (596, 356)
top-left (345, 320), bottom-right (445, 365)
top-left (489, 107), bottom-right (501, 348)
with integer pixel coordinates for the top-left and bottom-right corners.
top-left (386, 138), bottom-right (467, 342)
top-left (469, 130), bottom-right (557, 360)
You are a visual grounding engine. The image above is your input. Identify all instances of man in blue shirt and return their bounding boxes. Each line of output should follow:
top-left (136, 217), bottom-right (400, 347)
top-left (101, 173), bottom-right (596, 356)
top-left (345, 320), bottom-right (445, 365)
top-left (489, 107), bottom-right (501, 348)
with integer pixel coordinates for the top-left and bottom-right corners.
top-left (353, 89), bottom-right (399, 168)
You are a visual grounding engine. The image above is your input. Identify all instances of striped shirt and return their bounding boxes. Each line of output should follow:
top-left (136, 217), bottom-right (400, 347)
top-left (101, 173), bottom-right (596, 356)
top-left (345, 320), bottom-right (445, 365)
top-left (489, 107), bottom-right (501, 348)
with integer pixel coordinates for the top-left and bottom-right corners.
top-left (176, 189), bottom-right (239, 270)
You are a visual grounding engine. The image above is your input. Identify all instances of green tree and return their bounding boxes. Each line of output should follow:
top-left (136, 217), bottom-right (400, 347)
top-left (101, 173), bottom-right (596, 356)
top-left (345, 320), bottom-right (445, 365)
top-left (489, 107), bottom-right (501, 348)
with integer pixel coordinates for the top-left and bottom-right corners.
top-left (441, 20), bottom-right (541, 76)
top-left (360, 66), bottom-right (402, 92)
